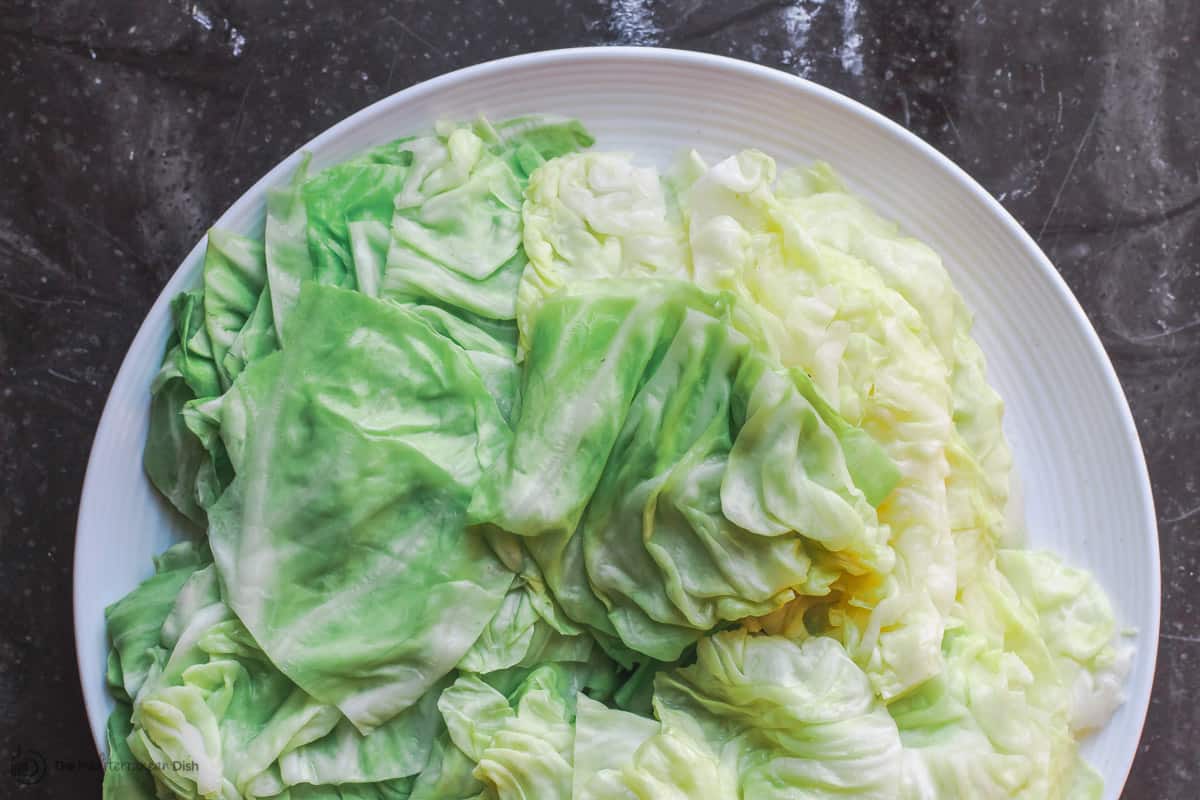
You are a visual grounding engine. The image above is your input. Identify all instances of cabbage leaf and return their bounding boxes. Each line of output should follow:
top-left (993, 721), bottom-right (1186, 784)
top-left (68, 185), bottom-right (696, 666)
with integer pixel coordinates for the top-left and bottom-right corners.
top-left (208, 284), bottom-right (515, 733)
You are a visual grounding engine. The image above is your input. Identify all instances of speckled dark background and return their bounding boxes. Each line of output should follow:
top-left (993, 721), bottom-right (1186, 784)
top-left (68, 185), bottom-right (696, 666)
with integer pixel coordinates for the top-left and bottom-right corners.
top-left (1, 0), bottom-right (1196, 797)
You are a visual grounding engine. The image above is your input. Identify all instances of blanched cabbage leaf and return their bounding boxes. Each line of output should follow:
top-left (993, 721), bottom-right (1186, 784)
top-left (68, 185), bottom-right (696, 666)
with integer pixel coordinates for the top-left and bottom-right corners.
top-left (429, 664), bottom-right (592, 800)
top-left (202, 229), bottom-right (273, 390)
top-left (104, 701), bottom-right (158, 799)
top-left (144, 291), bottom-right (227, 523)
top-left (676, 149), bottom-right (958, 700)
top-left (573, 694), bottom-right (732, 800)
top-left (380, 119), bottom-right (592, 323)
top-left (147, 228), bottom-right (281, 523)
top-left (655, 631), bottom-right (904, 799)
top-left (996, 551), bottom-right (1131, 734)
top-left (457, 577), bottom-right (595, 675)
top-left (104, 541), bottom-right (211, 704)
top-left (111, 556), bottom-right (450, 800)
top-left (886, 549), bottom-right (1131, 800)
top-left (303, 138), bottom-right (417, 293)
top-left (518, 151), bottom-right (688, 352)
top-left (208, 283), bottom-right (515, 733)
top-left (575, 632), bottom-right (905, 799)
top-left (472, 666), bottom-right (576, 800)
top-left (472, 278), bottom-right (893, 661)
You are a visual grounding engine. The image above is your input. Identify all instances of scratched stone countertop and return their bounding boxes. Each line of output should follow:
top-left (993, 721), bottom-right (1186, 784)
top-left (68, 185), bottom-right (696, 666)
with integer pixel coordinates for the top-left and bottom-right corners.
top-left (1, 0), bottom-right (1196, 797)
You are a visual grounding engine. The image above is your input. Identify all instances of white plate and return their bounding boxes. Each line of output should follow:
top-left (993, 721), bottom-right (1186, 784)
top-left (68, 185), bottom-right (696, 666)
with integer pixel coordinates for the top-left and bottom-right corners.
top-left (74, 47), bottom-right (1159, 796)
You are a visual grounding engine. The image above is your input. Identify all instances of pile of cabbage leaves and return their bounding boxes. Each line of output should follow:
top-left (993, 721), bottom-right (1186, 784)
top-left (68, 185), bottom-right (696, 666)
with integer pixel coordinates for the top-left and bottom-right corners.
top-left (103, 117), bottom-right (1131, 800)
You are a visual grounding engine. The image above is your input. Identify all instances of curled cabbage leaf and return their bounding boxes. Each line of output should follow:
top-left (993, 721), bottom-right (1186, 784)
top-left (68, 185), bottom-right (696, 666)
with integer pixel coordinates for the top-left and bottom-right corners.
top-left (473, 278), bottom-right (893, 661)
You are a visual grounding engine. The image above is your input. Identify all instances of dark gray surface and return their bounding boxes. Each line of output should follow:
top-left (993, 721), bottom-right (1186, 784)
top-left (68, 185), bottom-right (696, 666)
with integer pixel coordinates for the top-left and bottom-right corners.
top-left (1, 1), bottom-right (1195, 797)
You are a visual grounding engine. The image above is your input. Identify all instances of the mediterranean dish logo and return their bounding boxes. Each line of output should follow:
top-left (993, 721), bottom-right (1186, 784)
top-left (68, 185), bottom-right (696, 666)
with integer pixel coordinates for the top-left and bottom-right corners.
top-left (8, 746), bottom-right (196, 786)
